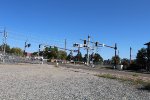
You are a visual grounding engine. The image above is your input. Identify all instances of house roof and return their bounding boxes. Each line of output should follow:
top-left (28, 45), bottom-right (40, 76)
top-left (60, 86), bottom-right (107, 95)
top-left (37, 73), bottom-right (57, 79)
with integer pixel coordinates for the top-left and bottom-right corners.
top-left (144, 42), bottom-right (150, 45)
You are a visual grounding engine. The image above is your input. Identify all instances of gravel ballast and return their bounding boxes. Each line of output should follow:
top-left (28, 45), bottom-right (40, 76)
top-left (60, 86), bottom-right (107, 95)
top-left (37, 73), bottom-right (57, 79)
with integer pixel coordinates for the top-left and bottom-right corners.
top-left (0, 64), bottom-right (149, 100)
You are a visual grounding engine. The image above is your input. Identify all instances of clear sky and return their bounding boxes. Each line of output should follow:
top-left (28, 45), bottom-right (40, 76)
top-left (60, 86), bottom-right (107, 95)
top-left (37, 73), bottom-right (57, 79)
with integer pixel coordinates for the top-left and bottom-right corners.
top-left (0, 0), bottom-right (150, 60)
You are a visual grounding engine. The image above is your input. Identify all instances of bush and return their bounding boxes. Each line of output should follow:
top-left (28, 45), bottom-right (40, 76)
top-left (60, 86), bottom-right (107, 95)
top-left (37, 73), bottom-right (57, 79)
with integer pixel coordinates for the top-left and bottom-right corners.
top-left (127, 63), bottom-right (141, 70)
top-left (121, 58), bottom-right (130, 70)
top-left (111, 55), bottom-right (121, 65)
top-left (144, 83), bottom-right (150, 91)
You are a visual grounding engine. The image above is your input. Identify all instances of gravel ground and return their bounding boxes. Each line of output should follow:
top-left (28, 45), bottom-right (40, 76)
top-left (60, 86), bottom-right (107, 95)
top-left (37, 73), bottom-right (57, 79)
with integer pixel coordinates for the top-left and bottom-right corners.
top-left (0, 64), bottom-right (149, 100)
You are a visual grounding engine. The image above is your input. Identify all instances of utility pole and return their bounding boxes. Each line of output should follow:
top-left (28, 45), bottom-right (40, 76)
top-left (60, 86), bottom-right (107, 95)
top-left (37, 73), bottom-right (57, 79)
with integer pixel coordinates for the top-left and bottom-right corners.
top-left (130, 47), bottom-right (132, 64)
top-left (87, 35), bottom-right (90, 66)
top-left (65, 39), bottom-right (67, 52)
top-left (81, 36), bottom-right (117, 67)
top-left (81, 35), bottom-right (96, 66)
top-left (0, 30), bottom-right (3, 51)
top-left (118, 50), bottom-right (119, 56)
top-left (24, 41), bottom-right (27, 54)
top-left (78, 46), bottom-right (80, 62)
top-left (38, 44), bottom-right (41, 57)
top-left (114, 43), bottom-right (117, 68)
top-left (3, 28), bottom-right (7, 63)
top-left (24, 40), bottom-right (31, 56)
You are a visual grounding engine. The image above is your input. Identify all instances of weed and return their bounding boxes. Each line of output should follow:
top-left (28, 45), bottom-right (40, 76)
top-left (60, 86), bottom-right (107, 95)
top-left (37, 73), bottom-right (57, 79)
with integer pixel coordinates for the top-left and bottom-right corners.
top-left (95, 74), bottom-right (117, 79)
top-left (95, 73), bottom-right (150, 87)
top-left (132, 73), bottom-right (139, 77)
top-left (143, 83), bottom-right (150, 91)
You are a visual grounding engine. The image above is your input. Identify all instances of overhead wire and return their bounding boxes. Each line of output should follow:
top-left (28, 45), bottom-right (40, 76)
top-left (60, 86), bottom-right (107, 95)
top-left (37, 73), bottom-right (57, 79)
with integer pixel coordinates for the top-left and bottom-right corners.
top-left (2, 29), bottom-right (87, 54)
top-left (8, 32), bottom-right (65, 45)
top-left (5, 31), bottom-right (75, 52)
top-left (7, 30), bottom-right (70, 43)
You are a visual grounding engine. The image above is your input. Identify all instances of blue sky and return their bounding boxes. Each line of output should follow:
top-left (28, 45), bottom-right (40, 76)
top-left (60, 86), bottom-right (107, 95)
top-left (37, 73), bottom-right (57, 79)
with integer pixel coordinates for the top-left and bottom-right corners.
top-left (0, 0), bottom-right (150, 59)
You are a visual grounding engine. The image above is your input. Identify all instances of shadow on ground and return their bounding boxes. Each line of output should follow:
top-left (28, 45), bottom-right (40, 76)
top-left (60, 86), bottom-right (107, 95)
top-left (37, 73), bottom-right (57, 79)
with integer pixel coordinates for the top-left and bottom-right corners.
top-left (138, 83), bottom-right (150, 92)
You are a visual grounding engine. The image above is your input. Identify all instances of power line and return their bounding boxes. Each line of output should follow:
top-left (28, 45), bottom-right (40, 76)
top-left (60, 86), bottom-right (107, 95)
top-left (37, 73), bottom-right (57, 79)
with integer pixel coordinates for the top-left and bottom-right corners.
top-left (1, 29), bottom-right (86, 46)
top-left (8, 33), bottom-right (66, 46)
top-left (7, 30), bottom-right (79, 51)
top-left (8, 30), bottom-right (69, 43)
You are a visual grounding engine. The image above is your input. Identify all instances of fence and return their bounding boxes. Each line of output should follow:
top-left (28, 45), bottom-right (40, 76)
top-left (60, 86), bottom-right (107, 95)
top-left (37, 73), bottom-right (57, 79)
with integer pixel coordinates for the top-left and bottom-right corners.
top-left (0, 51), bottom-right (114, 69)
top-left (0, 52), bottom-right (46, 64)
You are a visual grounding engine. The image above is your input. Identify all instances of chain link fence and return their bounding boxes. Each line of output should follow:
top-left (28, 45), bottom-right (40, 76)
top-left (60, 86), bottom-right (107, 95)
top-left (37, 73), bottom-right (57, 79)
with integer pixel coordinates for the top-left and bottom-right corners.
top-left (0, 51), bottom-right (113, 69)
top-left (0, 52), bottom-right (47, 64)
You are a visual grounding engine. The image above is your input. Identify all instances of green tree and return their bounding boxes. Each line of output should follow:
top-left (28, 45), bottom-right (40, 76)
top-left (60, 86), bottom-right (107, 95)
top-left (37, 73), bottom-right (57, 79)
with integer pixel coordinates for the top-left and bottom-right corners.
top-left (44, 46), bottom-right (58, 59)
top-left (10, 47), bottom-right (23, 56)
top-left (67, 51), bottom-right (73, 61)
top-left (121, 58), bottom-right (130, 66)
top-left (111, 55), bottom-right (121, 65)
top-left (0, 44), bottom-right (11, 53)
top-left (75, 52), bottom-right (83, 61)
top-left (32, 52), bottom-right (38, 57)
top-left (83, 54), bottom-right (87, 62)
top-left (93, 53), bottom-right (103, 64)
top-left (136, 48), bottom-right (147, 68)
top-left (121, 58), bottom-right (130, 69)
top-left (58, 50), bottom-right (67, 60)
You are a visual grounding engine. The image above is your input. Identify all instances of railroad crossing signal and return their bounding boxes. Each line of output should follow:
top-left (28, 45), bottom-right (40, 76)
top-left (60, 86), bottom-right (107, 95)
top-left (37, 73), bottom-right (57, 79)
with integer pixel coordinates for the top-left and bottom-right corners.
top-left (73, 43), bottom-right (79, 47)
top-left (84, 40), bottom-right (86, 45)
top-left (95, 42), bottom-right (98, 46)
top-left (73, 50), bottom-right (79, 52)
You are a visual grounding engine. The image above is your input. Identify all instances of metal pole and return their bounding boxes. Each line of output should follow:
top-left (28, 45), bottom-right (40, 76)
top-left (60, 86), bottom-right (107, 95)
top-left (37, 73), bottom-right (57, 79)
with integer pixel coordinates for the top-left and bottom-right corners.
top-left (71, 50), bottom-right (73, 61)
top-left (87, 35), bottom-right (90, 66)
top-left (78, 47), bottom-right (80, 62)
top-left (24, 41), bottom-right (27, 56)
top-left (130, 47), bottom-right (132, 64)
top-left (3, 28), bottom-right (7, 63)
top-left (38, 44), bottom-right (40, 57)
top-left (3, 29), bottom-right (6, 55)
top-left (148, 45), bottom-right (150, 71)
top-left (114, 43), bottom-right (117, 69)
top-left (65, 39), bottom-right (66, 52)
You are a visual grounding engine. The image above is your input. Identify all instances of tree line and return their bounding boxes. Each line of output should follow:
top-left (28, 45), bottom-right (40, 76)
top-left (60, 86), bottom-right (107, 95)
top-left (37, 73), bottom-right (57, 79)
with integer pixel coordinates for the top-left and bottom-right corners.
top-left (1, 44), bottom-right (149, 71)
top-left (112, 48), bottom-right (150, 71)
top-left (32, 46), bottom-right (104, 64)
top-left (0, 44), bottom-right (23, 56)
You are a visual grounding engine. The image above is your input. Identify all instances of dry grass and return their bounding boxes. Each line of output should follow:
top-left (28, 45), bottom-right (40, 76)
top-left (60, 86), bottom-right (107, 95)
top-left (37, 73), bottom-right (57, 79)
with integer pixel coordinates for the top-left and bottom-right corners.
top-left (132, 73), bottom-right (139, 77)
top-left (95, 73), bottom-right (150, 91)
